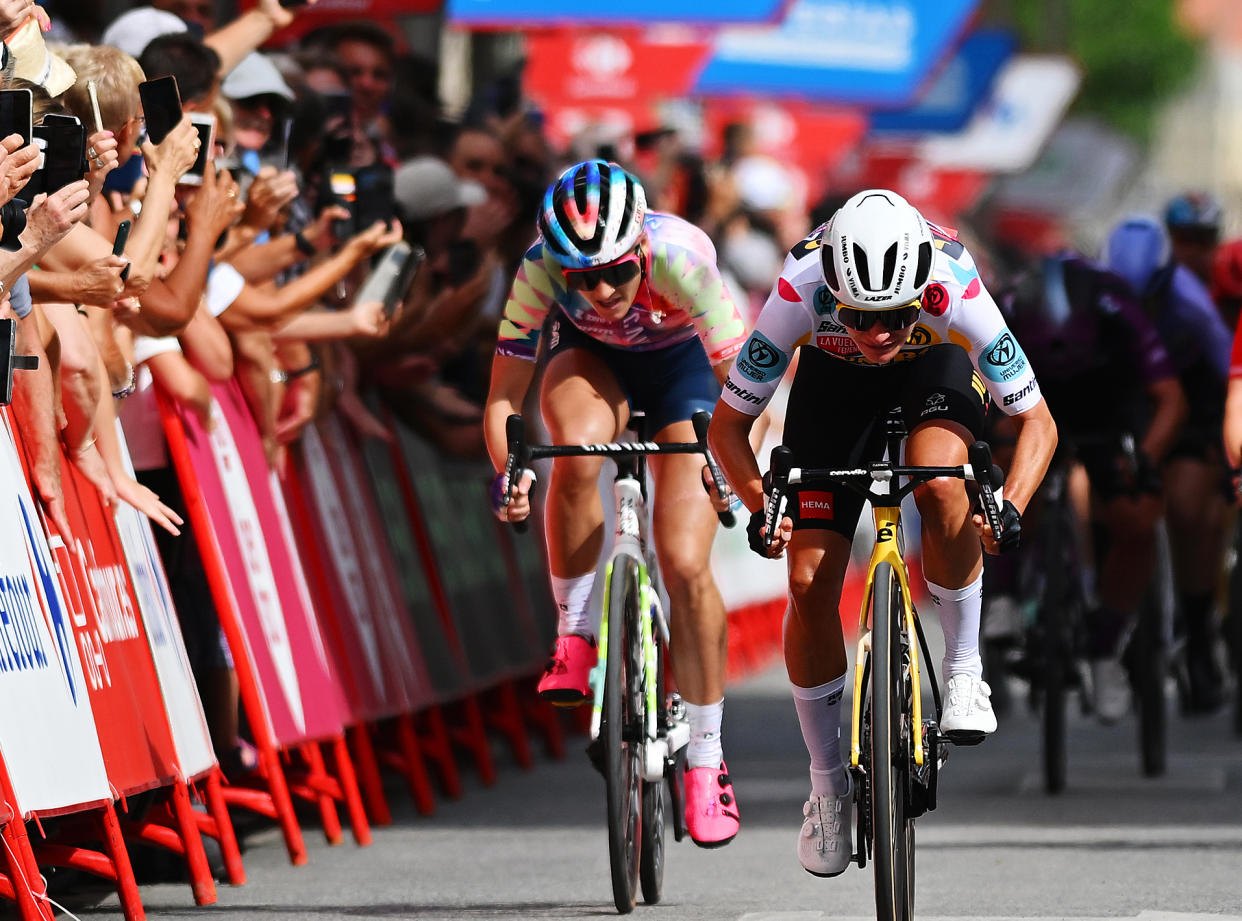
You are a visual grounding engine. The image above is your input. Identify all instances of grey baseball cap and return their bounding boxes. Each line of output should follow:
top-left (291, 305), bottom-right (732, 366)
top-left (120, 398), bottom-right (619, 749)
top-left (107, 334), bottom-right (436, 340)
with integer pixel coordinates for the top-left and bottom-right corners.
top-left (222, 52), bottom-right (294, 102)
top-left (395, 156), bottom-right (487, 222)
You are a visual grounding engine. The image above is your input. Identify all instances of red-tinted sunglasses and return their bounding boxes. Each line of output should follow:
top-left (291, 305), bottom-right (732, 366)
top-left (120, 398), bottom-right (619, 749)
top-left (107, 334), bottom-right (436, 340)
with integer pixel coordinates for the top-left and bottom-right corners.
top-left (565, 251), bottom-right (642, 292)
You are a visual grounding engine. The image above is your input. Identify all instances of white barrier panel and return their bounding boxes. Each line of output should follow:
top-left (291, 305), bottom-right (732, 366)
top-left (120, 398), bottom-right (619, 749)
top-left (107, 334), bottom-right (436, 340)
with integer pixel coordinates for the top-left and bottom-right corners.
top-left (114, 424), bottom-right (217, 779)
top-left (0, 415), bottom-right (110, 816)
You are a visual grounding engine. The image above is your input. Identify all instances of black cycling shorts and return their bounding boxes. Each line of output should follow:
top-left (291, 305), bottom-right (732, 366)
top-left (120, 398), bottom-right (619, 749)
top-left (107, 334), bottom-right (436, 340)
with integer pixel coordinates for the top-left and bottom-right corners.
top-left (782, 344), bottom-right (988, 538)
top-left (544, 311), bottom-right (720, 435)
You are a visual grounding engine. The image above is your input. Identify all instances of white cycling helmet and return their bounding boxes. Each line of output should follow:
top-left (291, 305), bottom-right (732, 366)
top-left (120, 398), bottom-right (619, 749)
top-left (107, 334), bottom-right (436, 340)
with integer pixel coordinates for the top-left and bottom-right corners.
top-left (821, 189), bottom-right (935, 310)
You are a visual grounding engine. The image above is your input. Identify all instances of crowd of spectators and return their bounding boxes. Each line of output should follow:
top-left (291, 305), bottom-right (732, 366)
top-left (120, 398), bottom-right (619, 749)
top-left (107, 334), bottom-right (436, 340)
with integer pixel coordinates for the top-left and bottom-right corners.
top-left (0, 0), bottom-right (816, 771)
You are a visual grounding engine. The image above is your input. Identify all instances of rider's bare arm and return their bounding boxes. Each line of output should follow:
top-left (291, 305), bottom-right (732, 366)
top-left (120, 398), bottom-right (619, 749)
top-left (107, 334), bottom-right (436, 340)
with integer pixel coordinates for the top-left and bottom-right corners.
top-left (997, 398), bottom-right (1058, 515)
top-left (1141, 376), bottom-right (1188, 463)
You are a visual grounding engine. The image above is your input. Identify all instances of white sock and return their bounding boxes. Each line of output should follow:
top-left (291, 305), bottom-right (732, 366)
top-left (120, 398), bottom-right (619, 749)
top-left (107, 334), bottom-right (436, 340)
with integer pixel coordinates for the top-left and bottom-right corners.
top-left (685, 698), bottom-right (724, 769)
top-left (926, 573), bottom-right (984, 679)
top-left (792, 676), bottom-right (849, 796)
top-left (550, 573), bottom-right (595, 638)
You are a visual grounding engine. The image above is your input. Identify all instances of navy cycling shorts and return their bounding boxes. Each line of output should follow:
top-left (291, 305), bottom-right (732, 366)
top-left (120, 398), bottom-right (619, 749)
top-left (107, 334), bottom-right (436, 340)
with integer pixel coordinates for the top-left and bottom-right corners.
top-left (544, 313), bottom-right (720, 435)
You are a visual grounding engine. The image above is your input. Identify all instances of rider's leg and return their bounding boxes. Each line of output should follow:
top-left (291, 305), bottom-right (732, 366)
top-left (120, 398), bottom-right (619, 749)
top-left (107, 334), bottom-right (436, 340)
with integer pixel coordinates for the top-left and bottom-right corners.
top-left (650, 424), bottom-right (728, 750)
top-left (787, 530), bottom-right (855, 876)
top-left (907, 419), bottom-right (983, 678)
top-left (535, 349), bottom-right (628, 700)
top-left (1164, 454), bottom-right (1228, 710)
top-left (786, 530), bottom-right (853, 790)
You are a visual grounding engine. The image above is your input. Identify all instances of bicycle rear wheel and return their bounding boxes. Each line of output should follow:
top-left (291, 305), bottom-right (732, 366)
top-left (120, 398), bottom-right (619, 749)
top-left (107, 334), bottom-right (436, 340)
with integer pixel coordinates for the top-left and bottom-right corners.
top-left (869, 562), bottom-right (915, 921)
top-left (604, 554), bottom-right (643, 913)
top-left (1039, 553), bottom-right (1068, 794)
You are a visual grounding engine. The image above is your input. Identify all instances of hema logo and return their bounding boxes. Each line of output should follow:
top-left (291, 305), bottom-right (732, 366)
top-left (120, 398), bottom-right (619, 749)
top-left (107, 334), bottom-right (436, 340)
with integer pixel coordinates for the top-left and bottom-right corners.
top-left (799, 490), bottom-right (834, 520)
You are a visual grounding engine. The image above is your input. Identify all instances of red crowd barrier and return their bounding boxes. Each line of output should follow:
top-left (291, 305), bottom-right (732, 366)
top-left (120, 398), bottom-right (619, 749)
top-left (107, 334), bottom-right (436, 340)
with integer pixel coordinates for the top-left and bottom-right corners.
top-left (0, 373), bottom-right (784, 918)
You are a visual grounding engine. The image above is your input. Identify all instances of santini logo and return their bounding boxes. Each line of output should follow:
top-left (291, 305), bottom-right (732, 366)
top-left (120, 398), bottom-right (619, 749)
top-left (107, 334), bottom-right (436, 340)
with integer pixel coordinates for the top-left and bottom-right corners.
top-left (724, 378), bottom-right (764, 404)
top-left (1002, 378), bottom-right (1038, 406)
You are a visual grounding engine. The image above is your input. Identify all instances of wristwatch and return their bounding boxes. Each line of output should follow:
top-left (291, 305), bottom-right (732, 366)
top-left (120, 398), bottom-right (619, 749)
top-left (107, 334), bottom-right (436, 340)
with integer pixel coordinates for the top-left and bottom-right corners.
top-left (270, 351), bottom-right (322, 385)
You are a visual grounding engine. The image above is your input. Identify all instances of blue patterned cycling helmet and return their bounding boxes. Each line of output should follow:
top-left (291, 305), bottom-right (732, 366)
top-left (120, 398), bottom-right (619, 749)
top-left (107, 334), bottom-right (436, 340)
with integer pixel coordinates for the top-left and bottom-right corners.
top-left (1164, 191), bottom-right (1222, 233)
top-left (538, 159), bottom-right (647, 269)
top-left (1102, 216), bottom-right (1170, 296)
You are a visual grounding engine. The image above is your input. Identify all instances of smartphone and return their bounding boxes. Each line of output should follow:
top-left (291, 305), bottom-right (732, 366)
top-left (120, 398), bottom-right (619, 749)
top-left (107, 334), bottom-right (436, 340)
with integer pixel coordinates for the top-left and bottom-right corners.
top-left (0, 89), bottom-right (33, 147)
top-left (112, 220), bottom-right (131, 256)
top-left (87, 80), bottom-right (104, 134)
top-left (138, 75), bottom-right (182, 145)
top-left (390, 244), bottom-right (425, 317)
top-left (352, 163), bottom-right (394, 231)
top-left (327, 169), bottom-right (357, 238)
top-left (179, 112), bottom-right (216, 186)
top-left (446, 238), bottom-right (480, 286)
top-left (320, 92), bottom-right (352, 124)
top-left (114, 219), bottom-right (132, 281)
top-left (278, 0), bottom-right (310, 7)
top-left (30, 119), bottom-right (86, 195)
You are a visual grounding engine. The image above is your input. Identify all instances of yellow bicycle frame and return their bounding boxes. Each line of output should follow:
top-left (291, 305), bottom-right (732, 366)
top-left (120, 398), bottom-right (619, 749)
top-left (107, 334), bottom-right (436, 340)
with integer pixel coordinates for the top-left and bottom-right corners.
top-left (849, 505), bottom-right (926, 769)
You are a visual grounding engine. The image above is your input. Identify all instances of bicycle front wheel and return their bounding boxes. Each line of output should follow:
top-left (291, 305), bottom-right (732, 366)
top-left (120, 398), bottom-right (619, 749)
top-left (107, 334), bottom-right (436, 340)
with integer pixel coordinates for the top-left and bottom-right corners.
top-left (640, 618), bottom-right (667, 905)
top-left (870, 561), bottom-right (915, 921)
top-left (604, 553), bottom-right (643, 913)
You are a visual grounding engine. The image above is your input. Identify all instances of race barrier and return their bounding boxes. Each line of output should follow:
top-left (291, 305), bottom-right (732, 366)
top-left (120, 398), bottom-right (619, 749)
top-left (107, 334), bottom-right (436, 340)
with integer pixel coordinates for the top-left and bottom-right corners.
top-left (0, 369), bottom-right (785, 919)
top-left (160, 379), bottom-right (371, 865)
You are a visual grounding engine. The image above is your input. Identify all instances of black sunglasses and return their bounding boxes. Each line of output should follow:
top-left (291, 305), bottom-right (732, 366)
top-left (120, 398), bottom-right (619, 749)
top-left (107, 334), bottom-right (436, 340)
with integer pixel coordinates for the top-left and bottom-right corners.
top-left (837, 302), bottom-right (922, 332)
top-left (564, 252), bottom-right (642, 292)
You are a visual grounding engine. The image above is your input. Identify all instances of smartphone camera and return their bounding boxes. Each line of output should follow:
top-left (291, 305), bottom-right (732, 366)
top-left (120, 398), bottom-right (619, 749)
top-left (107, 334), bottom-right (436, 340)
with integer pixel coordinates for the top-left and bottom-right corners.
top-left (179, 113), bottom-right (216, 186)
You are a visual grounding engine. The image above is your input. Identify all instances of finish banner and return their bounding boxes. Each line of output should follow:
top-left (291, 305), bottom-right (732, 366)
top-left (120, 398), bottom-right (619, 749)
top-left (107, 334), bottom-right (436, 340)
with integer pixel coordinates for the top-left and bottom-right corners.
top-left (0, 414), bottom-right (110, 817)
top-left (163, 381), bottom-right (348, 746)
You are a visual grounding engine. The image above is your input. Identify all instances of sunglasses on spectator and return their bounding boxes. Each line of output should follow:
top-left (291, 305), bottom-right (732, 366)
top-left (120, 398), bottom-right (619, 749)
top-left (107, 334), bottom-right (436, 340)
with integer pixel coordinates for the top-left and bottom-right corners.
top-left (836, 301), bottom-right (922, 333)
top-left (564, 251), bottom-right (642, 292)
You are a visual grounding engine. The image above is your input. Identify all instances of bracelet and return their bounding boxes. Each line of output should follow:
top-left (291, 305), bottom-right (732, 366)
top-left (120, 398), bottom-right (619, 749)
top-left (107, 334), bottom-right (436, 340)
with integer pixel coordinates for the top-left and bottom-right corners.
top-left (294, 230), bottom-right (317, 257)
top-left (112, 361), bottom-right (136, 399)
top-left (270, 352), bottom-right (322, 386)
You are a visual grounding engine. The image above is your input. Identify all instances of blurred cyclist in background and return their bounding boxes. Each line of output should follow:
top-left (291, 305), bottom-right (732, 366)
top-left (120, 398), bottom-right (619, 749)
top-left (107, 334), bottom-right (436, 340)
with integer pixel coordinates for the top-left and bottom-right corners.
top-left (997, 252), bottom-right (1187, 721)
top-left (1164, 192), bottom-right (1222, 292)
top-left (1104, 216), bottom-right (1231, 714)
top-left (485, 160), bottom-right (748, 848)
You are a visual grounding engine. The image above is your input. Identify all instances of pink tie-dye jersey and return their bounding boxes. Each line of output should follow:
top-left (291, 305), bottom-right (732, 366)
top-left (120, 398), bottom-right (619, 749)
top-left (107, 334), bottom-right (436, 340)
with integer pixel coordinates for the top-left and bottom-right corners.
top-left (496, 212), bottom-right (747, 364)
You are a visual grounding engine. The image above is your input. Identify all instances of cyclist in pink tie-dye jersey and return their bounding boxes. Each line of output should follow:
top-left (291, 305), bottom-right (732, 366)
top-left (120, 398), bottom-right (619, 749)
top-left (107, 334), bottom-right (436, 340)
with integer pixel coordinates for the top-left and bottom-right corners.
top-left (485, 160), bottom-right (747, 848)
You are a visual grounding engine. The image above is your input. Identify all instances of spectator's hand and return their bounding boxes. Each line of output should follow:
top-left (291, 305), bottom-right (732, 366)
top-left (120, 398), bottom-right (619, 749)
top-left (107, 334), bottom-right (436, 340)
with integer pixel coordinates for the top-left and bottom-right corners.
top-left (69, 439), bottom-right (118, 507)
top-left (348, 299), bottom-right (389, 337)
top-left (336, 384), bottom-right (393, 443)
top-left (240, 166), bottom-right (299, 232)
top-left (115, 474), bottom-right (183, 537)
top-left (257, 0), bottom-right (315, 29)
top-left (0, 134), bottom-right (39, 205)
top-left (186, 162), bottom-right (244, 238)
top-left (20, 181), bottom-right (90, 254)
top-left (275, 372), bottom-right (320, 444)
top-left (142, 117), bottom-right (199, 183)
top-left (305, 204), bottom-right (350, 253)
top-left (346, 219), bottom-right (404, 259)
top-left (462, 197), bottom-right (516, 247)
top-left (72, 255), bottom-right (128, 307)
top-left (84, 130), bottom-right (120, 200)
top-left (0, 0), bottom-right (35, 37)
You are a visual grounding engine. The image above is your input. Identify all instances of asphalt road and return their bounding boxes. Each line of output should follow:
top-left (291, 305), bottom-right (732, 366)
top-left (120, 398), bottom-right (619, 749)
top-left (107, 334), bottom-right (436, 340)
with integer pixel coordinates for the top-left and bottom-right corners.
top-left (60, 659), bottom-right (1242, 921)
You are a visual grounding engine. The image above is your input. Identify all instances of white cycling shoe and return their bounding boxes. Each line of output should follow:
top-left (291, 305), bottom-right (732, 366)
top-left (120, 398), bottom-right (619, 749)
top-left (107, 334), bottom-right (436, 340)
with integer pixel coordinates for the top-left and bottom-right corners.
top-left (798, 779), bottom-right (853, 878)
top-left (940, 674), bottom-right (997, 743)
top-left (1090, 657), bottom-right (1131, 724)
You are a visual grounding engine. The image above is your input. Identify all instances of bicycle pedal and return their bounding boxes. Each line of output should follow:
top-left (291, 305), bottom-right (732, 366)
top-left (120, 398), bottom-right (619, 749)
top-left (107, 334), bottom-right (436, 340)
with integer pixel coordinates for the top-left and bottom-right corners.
top-left (943, 729), bottom-right (986, 747)
top-left (584, 737), bottom-right (605, 777)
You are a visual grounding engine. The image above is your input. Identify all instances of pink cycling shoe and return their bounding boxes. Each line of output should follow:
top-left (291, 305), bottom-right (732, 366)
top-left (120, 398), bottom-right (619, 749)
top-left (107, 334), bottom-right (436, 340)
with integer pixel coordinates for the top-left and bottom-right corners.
top-left (536, 634), bottom-right (597, 707)
top-left (684, 761), bottom-right (740, 848)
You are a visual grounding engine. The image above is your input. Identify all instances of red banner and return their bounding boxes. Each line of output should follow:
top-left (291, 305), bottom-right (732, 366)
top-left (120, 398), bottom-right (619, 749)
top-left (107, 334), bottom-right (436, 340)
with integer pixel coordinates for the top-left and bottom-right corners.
top-left (6, 424), bottom-right (181, 797)
top-left (162, 381), bottom-right (348, 746)
top-left (702, 98), bottom-right (867, 204)
top-left (833, 148), bottom-right (990, 225)
top-left (285, 417), bottom-right (432, 721)
top-left (524, 28), bottom-right (713, 150)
